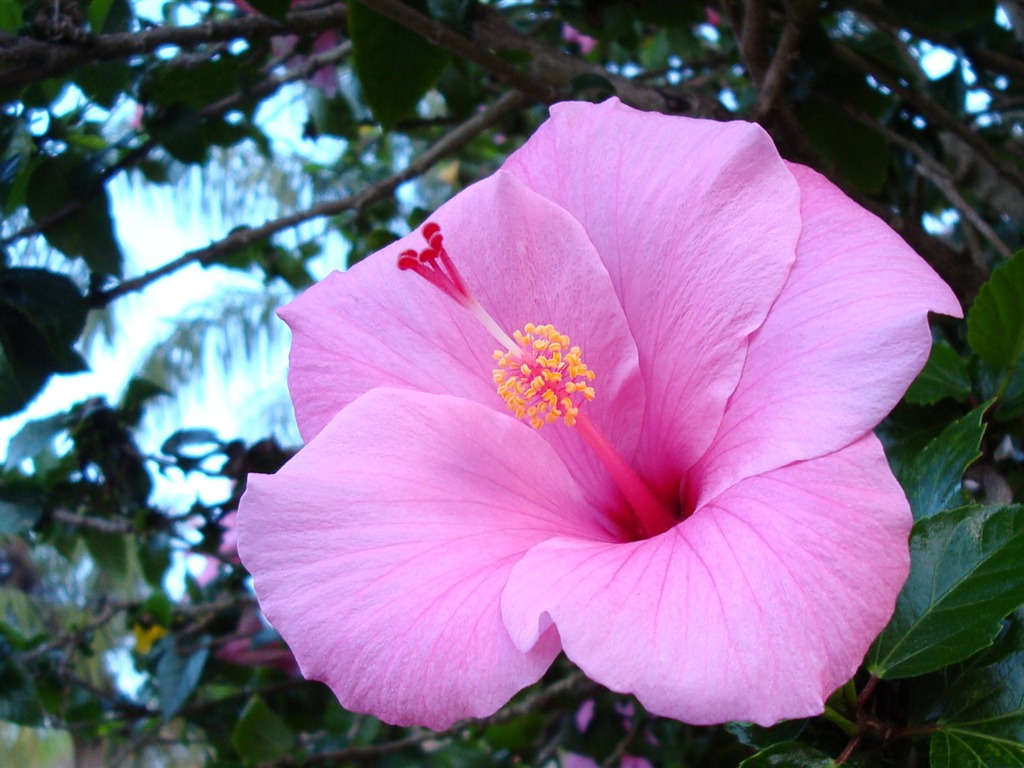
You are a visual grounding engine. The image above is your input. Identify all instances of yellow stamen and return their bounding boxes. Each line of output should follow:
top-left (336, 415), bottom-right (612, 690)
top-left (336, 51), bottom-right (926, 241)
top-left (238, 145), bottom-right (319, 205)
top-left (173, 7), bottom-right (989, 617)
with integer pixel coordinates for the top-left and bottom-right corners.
top-left (493, 323), bottom-right (595, 429)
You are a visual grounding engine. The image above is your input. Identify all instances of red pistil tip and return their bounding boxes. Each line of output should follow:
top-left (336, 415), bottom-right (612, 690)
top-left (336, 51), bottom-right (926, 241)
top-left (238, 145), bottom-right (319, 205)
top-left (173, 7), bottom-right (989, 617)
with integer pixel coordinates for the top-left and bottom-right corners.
top-left (397, 222), bottom-right (471, 305)
top-left (493, 323), bottom-right (596, 429)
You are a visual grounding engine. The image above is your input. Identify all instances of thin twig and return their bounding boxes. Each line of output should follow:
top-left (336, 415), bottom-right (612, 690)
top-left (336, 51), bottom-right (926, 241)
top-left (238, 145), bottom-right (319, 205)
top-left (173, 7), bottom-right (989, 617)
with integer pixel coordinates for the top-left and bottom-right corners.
top-left (755, 13), bottom-right (804, 120)
top-left (916, 163), bottom-right (1013, 259)
top-left (834, 735), bottom-right (861, 765)
top-left (51, 508), bottom-right (135, 534)
top-left (93, 90), bottom-right (530, 305)
top-left (836, 102), bottom-right (1013, 259)
top-left (20, 601), bottom-right (126, 662)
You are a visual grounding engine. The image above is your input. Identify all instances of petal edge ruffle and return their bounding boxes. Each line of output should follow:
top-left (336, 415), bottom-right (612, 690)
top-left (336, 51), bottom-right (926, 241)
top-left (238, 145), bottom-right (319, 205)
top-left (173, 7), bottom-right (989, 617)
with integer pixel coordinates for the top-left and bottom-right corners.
top-left (238, 388), bottom-right (613, 729)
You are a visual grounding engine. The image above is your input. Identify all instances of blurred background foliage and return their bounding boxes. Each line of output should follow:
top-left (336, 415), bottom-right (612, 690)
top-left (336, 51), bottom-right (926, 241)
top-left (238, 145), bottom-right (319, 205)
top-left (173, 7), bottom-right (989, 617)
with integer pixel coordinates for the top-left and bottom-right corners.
top-left (1, 0), bottom-right (1024, 766)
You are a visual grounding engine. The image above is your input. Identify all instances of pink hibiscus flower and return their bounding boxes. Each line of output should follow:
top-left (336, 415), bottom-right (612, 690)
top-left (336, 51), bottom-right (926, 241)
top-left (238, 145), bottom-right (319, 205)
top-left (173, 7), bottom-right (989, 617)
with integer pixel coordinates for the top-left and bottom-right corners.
top-left (237, 99), bottom-right (961, 729)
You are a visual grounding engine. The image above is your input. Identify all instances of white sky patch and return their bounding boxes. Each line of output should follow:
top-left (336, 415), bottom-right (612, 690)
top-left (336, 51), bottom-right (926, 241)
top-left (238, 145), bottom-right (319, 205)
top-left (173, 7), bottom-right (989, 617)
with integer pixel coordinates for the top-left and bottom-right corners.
top-left (919, 45), bottom-right (957, 80)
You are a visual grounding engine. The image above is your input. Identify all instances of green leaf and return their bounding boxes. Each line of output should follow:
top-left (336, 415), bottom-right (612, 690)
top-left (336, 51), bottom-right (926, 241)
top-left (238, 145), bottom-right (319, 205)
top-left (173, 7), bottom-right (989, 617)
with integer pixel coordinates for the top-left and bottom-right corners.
top-left (968, 251), bottom-right (1024, 370)
top-left (24, 157), bottom-right (124, 276)
top-left (143, 56), bottom-right (249, 111)
top-left (726, 720), bottom-right (807, 750)
top-left (350, 0), bottom-right (450, 128)
top-left (118, 378), bottom-right (168, 427)
top-left (87, 0), bottom-right (115, 31)
top-left (0, 480), bottom-right (44, 534)
top-left (738, 742), bottom-right (835, 767)
top-left (929, 612), bottom-right (1024, 768)
top-left (898, 402), bottom-right (989, 520)
top-left (74, 60), bottom-right (133, 110)
top-left (156, 640), bottom-right (209, 719)
top-left (232, 696), bottom-right (296, 764)
top-left (245, 0), bottom-right (290, 20)
top-left (885, 0), bottom-right (994, 33)
top-left (796, 96), bottom-right (889, 193)
top-left (147, 107), bottom-right (247, 164)
top-left (0, 0), bottom-right (23, 33)
top-left (160, 428), bottom-right (221, 458)
top-left (0, 637), bottom-right (43, 725)
top-left (426, 0), bottom-right (472, 30)
top-left (91, 0), bottom-right (131, 32)
top-left (81, 529), bottom-right (130, 579)
top-left (905, 341), bottom-right (972, 405)
top-left (0, 268), bottom-right (89, 416)
top-left (5, 413), bottom-right (70, 470)
top-left (868, 505), bottom-right (1024, 679)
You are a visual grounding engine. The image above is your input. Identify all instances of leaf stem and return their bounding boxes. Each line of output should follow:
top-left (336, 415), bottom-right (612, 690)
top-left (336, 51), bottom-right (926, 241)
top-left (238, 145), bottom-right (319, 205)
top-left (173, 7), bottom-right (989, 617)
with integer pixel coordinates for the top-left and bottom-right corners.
top-left (841, 678), bottom-right (858, 712)
top-left (822, 705), bottom-right (859, 737)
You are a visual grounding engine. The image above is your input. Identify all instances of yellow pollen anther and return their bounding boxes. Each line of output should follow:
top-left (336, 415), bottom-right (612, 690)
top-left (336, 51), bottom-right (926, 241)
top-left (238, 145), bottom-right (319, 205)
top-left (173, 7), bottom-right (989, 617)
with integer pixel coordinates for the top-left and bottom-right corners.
top-left (492, 323), bottom-right (595, 429)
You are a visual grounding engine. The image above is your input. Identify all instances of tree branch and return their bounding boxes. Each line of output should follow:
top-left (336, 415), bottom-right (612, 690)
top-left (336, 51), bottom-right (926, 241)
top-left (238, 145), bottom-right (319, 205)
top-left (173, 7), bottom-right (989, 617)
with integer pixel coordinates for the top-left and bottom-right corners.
top-left (353, 0), bottom-right (559, 103)
top-left (836, 101), bottom-right (1012, 260)
top-left (0, 3), bottom-right (349, 88)
top-left (740, 0), bottom-right (772, 85)
top-left (92, 90), bottom-right (530, 306)
top-left (832, 40), bottom-right (1024, 195)
top-left (754, 6), bottom-right (807, 120)
top-left (357, 0), bottom-right (719, 116)
top-left (0, 42), bottom-right (353, 251)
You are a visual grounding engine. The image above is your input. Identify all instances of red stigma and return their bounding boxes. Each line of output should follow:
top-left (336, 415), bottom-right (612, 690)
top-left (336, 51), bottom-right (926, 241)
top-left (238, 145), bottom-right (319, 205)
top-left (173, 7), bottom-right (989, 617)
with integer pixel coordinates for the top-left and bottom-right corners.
top-left (397, 222), bottom-right (471, 305)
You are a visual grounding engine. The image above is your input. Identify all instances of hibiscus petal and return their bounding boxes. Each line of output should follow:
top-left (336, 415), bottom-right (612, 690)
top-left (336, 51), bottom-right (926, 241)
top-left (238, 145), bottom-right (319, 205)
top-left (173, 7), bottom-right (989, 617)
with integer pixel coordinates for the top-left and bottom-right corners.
top-left (502, 98), bottom-right (800, 498)
top-left (282, 171), bottom-right (644, 514)
top-left (501, 434), bottom-right (909, 726)
top-left (692, 164), bottom-right (963, 505)
top-left (238, 387), bottom-right (613, 729)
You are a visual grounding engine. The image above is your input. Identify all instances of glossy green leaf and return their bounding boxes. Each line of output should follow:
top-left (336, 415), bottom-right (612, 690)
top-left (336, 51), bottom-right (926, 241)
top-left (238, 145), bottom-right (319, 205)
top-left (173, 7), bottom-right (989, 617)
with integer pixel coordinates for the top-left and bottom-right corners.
top-left (898, 402), bottom-right (989, 520)
top-left (905, 341), bottom-right (972, 405)
top-left (726, 720), bottom-right (807, 750)
top-left (738, 742), bottom-right (835, 767)
top-left (156, 640), bottom-right (209, 719)
top-left (968, 251), bottom-right (1024, 370)
top-left (350, 0), bottom-right (449, 128)
top-left (24, 157), bottom-right (124, 276)
top-left (232, 695), bottom-right (296, 764)
top-left (929, 612), bottom-right (1024, 768)
top-left (868, 505), bottom-right (1024, 679)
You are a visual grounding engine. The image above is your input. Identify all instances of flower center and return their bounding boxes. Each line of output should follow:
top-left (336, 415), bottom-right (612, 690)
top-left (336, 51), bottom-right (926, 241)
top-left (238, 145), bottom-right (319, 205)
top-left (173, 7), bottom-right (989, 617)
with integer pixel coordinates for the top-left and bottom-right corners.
top-left (493, 324), bottom-right (596, 429)
top-left (398, 222), bottom-right (677, 540)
